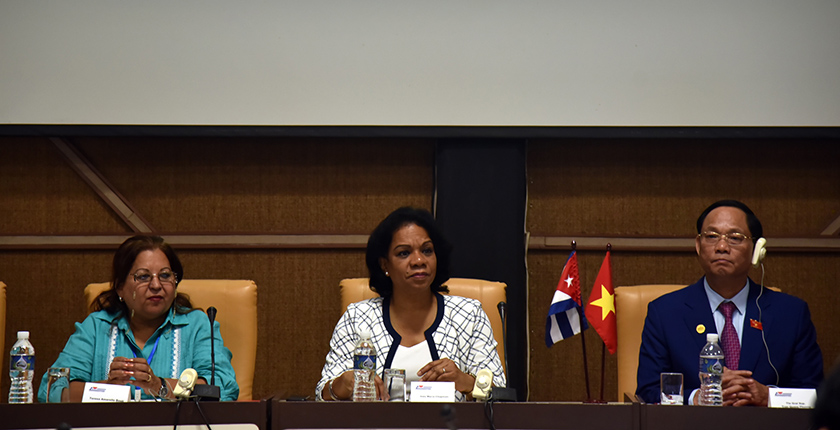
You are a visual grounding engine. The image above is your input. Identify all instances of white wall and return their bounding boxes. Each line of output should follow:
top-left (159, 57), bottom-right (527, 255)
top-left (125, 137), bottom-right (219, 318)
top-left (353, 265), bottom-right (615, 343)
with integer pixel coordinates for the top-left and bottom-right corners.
top-left (2, 0), bottom-right (839, 126)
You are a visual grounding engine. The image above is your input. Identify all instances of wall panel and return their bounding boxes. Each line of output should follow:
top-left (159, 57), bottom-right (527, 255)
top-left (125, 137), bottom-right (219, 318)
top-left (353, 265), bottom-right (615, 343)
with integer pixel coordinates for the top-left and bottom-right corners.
top-left (528, 140), bottom-right (840, 237)
top-left (0, 138), bottom-right (126, 234)
top-left (75, 137), bottom-right (435, 234)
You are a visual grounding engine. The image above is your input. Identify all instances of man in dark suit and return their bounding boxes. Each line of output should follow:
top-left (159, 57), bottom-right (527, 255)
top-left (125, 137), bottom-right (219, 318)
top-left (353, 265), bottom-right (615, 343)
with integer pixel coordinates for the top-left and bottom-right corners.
top-left (636, 200), bottom-right (823, 405)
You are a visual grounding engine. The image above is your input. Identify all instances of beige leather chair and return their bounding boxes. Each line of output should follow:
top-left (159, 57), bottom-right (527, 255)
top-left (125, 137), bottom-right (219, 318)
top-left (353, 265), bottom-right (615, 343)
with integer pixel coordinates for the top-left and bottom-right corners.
top-left (84, 279), bottom-right (258, 401)
top-left (339, 277), bottom-right (508, 372)
top-left (614, 283), bottom-right (780, 401)
top-left (0, 282), bottom-right (6, 354)
top-left (614, 284), bottom-right (685, 401)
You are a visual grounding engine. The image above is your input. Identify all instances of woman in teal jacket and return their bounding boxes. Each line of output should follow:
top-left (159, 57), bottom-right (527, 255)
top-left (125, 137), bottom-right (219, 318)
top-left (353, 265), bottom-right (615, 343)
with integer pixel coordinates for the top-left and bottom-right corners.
top-left (38, 235), bottom-right (239, 402)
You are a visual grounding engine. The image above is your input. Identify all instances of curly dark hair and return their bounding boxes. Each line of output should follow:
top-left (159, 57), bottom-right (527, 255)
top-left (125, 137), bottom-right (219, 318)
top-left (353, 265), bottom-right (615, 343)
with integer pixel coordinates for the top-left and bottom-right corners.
top-left (92, 235), bottom-right (193, 315)
top-left (365, 207), bottom-right (452, 297)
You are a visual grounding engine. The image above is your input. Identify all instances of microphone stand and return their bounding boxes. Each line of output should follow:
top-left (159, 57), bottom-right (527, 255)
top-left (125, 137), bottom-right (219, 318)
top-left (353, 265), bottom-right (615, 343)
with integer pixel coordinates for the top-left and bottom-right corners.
top-left (193, 306), bottom-right (221, 401)
top-left (497, 301), bottom-right (510, 375)
top-left (491, 301), bottom-right (517, 401)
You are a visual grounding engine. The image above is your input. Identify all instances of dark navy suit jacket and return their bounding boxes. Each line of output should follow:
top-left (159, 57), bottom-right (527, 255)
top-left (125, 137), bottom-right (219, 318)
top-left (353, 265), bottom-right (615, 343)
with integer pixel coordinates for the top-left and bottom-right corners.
top-left (636, 277), bottom-right (823, 404)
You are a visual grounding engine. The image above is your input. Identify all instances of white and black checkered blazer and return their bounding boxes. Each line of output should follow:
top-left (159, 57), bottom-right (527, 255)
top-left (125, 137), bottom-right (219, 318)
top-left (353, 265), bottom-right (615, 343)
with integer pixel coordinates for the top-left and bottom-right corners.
top-left (316, 293), bottom-right (505, 401)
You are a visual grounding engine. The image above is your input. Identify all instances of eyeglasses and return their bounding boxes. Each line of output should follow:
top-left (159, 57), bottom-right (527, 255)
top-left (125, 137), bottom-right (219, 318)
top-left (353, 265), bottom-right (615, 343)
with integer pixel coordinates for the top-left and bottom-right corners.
top-left (132, 269), bottom-right (178, 286)
top-left (698, 231), bottom-right (751, 246)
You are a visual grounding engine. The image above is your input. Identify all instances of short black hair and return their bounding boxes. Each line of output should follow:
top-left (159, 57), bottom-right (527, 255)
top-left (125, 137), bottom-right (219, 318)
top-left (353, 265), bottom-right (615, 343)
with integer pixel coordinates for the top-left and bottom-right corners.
top-left (696, 200), bottom-right (763, 243)
top-left (365, 207), bottom-right (452, 297)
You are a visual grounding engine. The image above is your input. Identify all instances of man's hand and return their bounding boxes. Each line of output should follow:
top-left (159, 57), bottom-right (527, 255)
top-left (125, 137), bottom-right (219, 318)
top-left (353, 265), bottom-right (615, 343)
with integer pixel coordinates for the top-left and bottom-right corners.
top-left (721, 367), bottom-right (769, 406)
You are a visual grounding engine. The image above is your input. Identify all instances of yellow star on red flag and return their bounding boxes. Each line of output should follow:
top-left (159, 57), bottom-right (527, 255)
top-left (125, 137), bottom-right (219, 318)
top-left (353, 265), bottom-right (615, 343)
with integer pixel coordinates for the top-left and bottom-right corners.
top-left (590, 284), bottom-right (615, 320)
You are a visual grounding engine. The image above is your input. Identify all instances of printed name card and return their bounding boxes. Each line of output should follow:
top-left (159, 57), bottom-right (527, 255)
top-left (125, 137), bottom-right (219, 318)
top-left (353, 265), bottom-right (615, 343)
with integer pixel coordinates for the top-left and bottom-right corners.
top-left (410, 381), bottom-right (455, 402)
top-left (81, 382), bottom-right (132, 403)
top-left (769, 388), bottom-right (817, 409)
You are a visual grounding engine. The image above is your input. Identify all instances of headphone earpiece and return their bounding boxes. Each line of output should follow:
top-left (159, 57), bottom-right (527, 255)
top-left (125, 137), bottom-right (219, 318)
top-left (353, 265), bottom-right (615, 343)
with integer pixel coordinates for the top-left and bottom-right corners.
top-left (752, 237), bottom-right (767, 268)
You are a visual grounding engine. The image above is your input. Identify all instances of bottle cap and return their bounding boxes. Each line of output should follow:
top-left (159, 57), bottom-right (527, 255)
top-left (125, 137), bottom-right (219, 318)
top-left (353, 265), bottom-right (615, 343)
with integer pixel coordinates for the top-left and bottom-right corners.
top-left (17, 331), bottom-right (29, 339)
top-left (359, 330), bottom-right (371, 340)
top-left (706, 333), bottom-right (719, 343)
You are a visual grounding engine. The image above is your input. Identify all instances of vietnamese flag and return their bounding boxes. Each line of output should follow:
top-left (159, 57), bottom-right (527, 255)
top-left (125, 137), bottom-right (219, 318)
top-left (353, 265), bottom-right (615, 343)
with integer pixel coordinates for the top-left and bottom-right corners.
top-left (585, 250), bottom-right (617, 354)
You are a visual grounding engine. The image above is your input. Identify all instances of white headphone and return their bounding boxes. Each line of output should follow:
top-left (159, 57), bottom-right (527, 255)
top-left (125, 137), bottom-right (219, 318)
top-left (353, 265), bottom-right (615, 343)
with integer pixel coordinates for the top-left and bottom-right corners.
top-left (751, 237), bottom-right (767, 268)
top-left (751, 237), bottom-right (780, 385)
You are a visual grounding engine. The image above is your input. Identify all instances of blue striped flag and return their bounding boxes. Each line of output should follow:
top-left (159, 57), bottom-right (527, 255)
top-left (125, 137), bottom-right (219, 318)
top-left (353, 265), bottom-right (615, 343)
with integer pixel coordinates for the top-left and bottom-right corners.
top-left (545, 250), bottom-right (588, 346)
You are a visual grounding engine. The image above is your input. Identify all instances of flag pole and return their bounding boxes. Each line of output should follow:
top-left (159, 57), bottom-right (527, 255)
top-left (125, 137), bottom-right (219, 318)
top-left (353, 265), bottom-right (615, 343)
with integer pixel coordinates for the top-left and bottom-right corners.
top-left (599, 342), bottom-right (606, 402)
top-left (574, 240), bottom-right (592, 402)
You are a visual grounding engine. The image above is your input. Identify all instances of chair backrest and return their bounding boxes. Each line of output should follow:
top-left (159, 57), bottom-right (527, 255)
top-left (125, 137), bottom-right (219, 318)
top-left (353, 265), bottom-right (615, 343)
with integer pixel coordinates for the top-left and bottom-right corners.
top-left (614, 284), bottom-right (685, 401)
top-left (84, 279), bottom-right (258, 401)
top-left (339, 277), bottom-right (508, 373)
top-left (0, 282), bottom-right (6, 354)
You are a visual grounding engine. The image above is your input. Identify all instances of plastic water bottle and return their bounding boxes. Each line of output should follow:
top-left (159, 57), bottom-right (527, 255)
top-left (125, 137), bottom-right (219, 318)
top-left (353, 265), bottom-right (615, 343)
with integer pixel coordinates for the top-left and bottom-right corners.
top-left (698, 333), bottom-right (724, 406)
top-left (352, 330), bottom-right (377, 402)
top-left (9, 331), bottom-right (35, 404)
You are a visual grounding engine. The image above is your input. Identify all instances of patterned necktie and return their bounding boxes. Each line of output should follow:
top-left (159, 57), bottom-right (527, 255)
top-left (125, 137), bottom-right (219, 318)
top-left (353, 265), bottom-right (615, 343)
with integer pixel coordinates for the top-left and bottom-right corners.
top-left (719, 301), bottom-right (740, 370)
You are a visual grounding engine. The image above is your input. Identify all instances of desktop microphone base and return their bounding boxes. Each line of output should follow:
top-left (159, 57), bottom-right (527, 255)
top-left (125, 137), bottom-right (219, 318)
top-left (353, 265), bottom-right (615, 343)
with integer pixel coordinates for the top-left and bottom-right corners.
top-left (192, 384), bottom-right (221, 401)
top-left (490, 387), bottom-right (517, 402)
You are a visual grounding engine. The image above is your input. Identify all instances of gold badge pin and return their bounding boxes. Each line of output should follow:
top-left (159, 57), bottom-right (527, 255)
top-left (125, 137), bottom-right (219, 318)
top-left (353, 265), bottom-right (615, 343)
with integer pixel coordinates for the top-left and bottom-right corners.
top-left (696, 324), bottom-right (706, 334)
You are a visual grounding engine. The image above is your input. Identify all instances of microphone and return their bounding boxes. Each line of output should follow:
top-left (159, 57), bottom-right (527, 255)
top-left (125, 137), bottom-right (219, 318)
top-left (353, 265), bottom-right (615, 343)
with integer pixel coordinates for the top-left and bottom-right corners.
top-left (192, 307), bottom-right (221, 401)
top-left (492, 301), bottom-right (517, 402)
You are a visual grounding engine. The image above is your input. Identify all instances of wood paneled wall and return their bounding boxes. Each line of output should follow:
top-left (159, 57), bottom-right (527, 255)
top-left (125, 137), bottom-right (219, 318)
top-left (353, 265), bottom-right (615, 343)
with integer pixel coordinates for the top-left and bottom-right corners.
top-left (1, 136), bottom-right (838, 402)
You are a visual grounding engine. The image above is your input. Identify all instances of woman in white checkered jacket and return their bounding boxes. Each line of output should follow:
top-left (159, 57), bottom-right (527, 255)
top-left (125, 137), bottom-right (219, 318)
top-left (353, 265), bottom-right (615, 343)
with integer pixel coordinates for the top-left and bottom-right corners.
top-left (317, 207), bottom-right (505, 401)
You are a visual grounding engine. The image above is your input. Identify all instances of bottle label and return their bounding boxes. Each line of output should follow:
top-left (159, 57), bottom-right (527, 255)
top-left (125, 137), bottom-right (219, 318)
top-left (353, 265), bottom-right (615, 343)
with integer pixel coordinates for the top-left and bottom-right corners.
top-left (700, 357), bottom-right (723, 375)
top-left (11, 355), bottom-right (35, 372)
top-left (354, 354), bottom-right (376, 371)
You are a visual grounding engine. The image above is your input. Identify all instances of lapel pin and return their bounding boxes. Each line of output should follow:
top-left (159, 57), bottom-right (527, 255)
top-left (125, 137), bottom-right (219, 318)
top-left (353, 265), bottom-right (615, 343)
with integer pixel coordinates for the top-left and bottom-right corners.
top-left (750, 319), bottom-right (763, 330)
top-left (696, 324), bottom-right (706, 334)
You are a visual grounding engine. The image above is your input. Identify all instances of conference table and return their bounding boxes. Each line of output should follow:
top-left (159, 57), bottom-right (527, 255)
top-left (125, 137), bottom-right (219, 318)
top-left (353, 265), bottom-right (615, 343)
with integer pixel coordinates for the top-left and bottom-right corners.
top-left (0, 400), bottom-right (812, 430)
top-left (0, 401), bottom-right (267, 430)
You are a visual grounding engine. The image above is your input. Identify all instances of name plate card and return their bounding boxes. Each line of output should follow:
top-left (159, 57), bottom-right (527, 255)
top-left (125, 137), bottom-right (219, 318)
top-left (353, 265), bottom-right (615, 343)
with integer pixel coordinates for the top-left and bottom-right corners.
top-left (410, 381), bottom-right (455, 402)
top-left (769, 388), bottom-right (817, 409)
top-left (82, 382), bottom-right (132, 403)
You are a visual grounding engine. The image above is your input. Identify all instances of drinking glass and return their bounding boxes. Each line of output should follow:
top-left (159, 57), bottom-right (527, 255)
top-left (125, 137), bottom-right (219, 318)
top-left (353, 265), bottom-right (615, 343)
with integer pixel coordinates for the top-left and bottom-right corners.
top-left (660, 372), bottom-right (683, 405)
top-left (384, 368), bottom-right (406, 402)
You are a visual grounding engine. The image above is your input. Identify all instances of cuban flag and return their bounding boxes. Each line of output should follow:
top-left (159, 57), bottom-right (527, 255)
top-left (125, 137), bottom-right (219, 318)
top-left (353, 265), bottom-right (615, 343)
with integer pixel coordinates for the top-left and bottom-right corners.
top-left (545, 250), bottom-right (588, 346)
